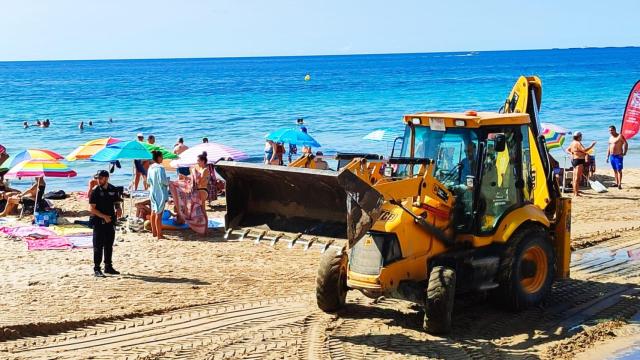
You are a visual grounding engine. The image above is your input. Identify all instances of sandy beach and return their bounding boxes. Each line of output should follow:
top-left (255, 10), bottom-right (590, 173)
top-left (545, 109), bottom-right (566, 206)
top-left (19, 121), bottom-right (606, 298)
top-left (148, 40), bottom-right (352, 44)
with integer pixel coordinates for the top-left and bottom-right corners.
top-left (0, 168), bottom-right (639, 359)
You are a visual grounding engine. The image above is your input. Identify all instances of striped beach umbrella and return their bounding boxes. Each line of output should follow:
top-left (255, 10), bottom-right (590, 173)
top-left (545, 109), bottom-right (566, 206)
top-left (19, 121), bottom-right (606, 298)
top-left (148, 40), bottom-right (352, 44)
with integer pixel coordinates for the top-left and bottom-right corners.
top-left (170, 142), bottom-right (248, 167)
top-left (542, 128), bottom-right (566, 150)
top-left (4, 160), bottom-right (77, 179)
top-left (66, 137), bottom-right (122, 161)
top-left (9, 149), bottom-right (64, 168)
top-left (541, 123), bottom-right (571, 150)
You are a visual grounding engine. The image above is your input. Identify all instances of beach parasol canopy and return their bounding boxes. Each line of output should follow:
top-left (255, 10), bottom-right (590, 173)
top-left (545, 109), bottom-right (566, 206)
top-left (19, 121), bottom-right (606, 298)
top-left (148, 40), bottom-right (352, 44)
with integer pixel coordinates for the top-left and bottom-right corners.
top-left (541, 123), bottom-right (571, 150)
top-left (170, 142), bottom-right (248, 167)
top-left (4, 160), bottom-right (77, 179)
top-left (541, 123), bottom-right (571, 135)
top-left (363, 128), bottom-right (399, 141)
top-left (91, 140), bottom-right (152, 162)
top-left (9, 149), bottom-right (64, 168)
top-left (141, 143), bottom-right (178, 160)
top-left (265, 128), bottom-right (321, 147)
top-left (66, 137), bottom-right (122, 161)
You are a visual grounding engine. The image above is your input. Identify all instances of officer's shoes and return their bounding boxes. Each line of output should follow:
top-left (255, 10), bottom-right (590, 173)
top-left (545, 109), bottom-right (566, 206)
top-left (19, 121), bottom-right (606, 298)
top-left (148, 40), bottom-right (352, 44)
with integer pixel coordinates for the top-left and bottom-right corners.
top-left (94, 269), bottom-right (106, 278)
top-left (104, 267), bottom-right (120, 275)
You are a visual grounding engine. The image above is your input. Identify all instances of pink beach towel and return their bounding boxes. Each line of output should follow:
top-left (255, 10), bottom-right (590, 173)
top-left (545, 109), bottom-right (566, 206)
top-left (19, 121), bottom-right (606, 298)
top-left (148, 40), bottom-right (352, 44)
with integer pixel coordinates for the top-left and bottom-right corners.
top-left (25, 236), bottom-right (72, 250)
top-left (169, 179), bottom-right (207, 235)
top-left (0, 226), bottom-right (56, 238)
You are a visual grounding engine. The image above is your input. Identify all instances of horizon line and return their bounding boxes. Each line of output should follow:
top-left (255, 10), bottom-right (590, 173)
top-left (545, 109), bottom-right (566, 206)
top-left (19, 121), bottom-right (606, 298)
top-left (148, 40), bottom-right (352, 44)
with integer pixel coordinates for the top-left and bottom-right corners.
top-left (0, 45), bottom-right (638, 64)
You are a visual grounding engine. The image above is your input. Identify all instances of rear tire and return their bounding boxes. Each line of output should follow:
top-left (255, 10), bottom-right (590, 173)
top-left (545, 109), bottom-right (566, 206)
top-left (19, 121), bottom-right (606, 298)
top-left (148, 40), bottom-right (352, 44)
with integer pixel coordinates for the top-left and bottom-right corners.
top-left (496, 226), bottom-right (555, 311)
top-left (316, 249), bottom-right (348, 312)
top-left (423, 266), bottom-right (456, 334)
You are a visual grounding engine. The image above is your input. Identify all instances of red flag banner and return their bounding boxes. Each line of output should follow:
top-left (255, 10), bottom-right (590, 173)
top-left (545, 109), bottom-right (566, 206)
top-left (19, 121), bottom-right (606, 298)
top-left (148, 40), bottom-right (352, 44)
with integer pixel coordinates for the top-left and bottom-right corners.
top-left (621, 80), bottom-right (640, 140)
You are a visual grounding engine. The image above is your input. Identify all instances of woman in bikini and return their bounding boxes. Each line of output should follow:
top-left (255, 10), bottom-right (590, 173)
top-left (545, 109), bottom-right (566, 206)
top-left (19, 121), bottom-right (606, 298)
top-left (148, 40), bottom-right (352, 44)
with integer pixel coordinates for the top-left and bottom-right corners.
top-left (566, 131), bottom-right (596, 197)
top-left (192, 152), bottom-right (210, 232)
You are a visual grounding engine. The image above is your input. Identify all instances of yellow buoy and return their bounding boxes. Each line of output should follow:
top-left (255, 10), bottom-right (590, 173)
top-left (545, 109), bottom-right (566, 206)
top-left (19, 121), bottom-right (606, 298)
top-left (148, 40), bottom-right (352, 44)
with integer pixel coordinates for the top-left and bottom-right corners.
top-left (304, 74), bottom-right (311, 81)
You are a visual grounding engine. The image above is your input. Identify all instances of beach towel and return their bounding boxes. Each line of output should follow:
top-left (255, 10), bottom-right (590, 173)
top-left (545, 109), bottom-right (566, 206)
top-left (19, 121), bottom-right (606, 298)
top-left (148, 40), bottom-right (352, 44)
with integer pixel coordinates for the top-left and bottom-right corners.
top-left (25, 236), bottom-right (72, 250)
top-left (52, 225), bottom-right (93, 236)
top-left (169, 179), bottom-right (207, 235)
top-left (0, 225), bottom-right (56, 238)
top-left (68, 234), bottom-right (93, 248)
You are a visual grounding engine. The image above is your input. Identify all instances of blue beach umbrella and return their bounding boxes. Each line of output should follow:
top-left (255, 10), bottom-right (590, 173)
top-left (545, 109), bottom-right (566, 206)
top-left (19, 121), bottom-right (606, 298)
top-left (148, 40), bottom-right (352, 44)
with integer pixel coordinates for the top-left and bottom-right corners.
top-left (265, 128), bottom-right (321, 147)
top-left (91, 141), bottom-right (153, 162)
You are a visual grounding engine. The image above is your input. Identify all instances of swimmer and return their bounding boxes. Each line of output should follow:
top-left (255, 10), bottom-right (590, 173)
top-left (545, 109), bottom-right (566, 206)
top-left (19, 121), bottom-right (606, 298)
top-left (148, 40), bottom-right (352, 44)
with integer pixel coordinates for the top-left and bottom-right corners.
top-left (23, 121), bottom-right (29, 129)
top-left (79, 121), bottom-right (84, 130)
top-left (88, 120), bottom-right (93, 126)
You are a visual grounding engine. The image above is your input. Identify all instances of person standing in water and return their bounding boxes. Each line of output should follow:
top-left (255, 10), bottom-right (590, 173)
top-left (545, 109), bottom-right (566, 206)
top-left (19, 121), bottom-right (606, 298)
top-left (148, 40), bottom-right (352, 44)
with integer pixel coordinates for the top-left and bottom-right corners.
top-left (606, 125), bottom-right (628, 189)
top-left (567, 132), bottom-right (596, 197)
top-left (78, 121), bottom-right (84, 130)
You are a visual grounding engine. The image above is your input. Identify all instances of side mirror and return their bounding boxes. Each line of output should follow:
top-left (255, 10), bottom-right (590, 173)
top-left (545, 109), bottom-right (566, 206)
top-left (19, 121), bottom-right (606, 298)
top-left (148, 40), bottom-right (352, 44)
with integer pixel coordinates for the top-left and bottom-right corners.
top-left (494, 134), bottom-right (506, 152)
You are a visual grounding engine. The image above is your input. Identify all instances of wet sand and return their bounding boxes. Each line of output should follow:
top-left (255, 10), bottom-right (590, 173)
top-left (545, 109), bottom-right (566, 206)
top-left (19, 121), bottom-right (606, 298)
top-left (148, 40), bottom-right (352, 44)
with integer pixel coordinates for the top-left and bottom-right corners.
top-left (1, 168), bottom-right (639, 359)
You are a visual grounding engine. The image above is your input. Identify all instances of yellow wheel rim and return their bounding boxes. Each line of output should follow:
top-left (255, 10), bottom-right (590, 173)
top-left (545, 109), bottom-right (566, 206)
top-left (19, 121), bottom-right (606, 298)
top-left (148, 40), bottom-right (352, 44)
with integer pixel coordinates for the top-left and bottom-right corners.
top-left (520, 245), bottom-right (548, 294)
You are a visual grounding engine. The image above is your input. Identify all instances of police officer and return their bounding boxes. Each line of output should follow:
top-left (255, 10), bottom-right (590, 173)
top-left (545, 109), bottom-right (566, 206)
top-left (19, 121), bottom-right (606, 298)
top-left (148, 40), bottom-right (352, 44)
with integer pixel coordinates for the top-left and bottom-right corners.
top-left (89, 170), bottom-right (123, 277)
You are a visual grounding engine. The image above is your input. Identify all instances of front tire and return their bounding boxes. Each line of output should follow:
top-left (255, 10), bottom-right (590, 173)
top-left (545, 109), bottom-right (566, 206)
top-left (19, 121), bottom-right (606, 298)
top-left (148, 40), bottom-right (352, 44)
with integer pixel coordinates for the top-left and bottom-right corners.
top-left (423, 266), bottom-right (456, 334)
top-left (497, 226), bottom-right (555, 310)
top-left (316, 249), bottom-right (348, 312)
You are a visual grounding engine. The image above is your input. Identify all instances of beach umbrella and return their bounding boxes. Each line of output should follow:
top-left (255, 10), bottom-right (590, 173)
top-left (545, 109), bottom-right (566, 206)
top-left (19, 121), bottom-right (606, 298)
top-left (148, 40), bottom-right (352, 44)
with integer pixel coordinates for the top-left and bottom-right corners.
top-left (91, 140), bottom-right (152, 162)
top-left (4, 159), bottom-right (76, 213)
top-left (541, 123), bottom-right (571, 135)
top-left (541, 123), bottom-right (571, 150)
top-left (542, 128), bottom-right (566, 150)
top-left (66, 137), bottom-right (122, 161)
top-left (4, 160), bottom-right (77, 179)
top-left (265, 128), bottom-right (321, 147)
top-left (9, 149), bottom-right (64, 168)
top-left (170, 142), bottom-right (248, 167)
top-left (141, 143), bottom-right (178, 160)
top-left (363, 128), bottom-right (399, 141)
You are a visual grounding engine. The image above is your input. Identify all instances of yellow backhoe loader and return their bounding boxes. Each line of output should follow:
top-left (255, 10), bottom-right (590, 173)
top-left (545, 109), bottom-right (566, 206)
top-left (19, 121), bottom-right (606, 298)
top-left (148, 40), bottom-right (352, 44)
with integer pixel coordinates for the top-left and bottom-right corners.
top-left (216, 76), bottom-right (571, 334)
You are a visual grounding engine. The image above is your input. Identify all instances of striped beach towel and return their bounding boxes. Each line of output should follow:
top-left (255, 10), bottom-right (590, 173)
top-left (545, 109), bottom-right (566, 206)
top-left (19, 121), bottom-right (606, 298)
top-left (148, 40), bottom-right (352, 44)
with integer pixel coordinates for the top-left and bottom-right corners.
top-left (169, 179), bottom-right (207, 235)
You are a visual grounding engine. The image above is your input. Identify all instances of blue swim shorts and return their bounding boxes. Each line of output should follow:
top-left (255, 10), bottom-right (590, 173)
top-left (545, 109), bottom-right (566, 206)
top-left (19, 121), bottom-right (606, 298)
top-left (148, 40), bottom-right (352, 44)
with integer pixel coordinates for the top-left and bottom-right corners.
top-left (610, 154), bottom-right (623, 172)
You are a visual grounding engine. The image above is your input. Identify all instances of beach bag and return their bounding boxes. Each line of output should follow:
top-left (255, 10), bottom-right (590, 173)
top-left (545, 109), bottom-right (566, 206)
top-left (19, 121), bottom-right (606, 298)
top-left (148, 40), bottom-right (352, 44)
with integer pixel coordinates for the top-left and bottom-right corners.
top-left (44, 190), bottom-right (67, 200)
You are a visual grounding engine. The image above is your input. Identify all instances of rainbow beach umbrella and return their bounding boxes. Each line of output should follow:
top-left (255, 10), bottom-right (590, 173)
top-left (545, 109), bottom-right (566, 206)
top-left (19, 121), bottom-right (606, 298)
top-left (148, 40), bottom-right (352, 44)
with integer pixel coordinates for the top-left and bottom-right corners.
top-left (66, 137), bottom-right (122, 161)
top-left (4, 160), bottom-right (77, 179)
top-left (9, 149), bottom-right (64, 168)
top-left (541, 123), bottom-right (571, 150)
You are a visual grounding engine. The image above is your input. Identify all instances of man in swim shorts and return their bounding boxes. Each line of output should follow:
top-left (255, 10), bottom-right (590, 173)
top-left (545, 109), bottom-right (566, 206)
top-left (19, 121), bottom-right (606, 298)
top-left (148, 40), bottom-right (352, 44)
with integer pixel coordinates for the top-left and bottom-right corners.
top-left (606, 125), bottom-right (628, 189)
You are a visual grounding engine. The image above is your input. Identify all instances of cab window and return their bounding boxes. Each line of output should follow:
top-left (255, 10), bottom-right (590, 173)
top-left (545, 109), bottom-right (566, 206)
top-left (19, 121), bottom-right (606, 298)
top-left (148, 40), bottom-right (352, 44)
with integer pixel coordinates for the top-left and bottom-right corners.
top-left (478, 128), bottom-right (521, 233)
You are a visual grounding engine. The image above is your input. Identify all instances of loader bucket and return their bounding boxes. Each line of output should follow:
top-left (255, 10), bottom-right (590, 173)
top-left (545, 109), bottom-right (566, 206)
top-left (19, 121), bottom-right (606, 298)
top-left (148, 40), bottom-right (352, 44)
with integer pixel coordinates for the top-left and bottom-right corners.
top-left (215, 161), bottom-right (384, 246)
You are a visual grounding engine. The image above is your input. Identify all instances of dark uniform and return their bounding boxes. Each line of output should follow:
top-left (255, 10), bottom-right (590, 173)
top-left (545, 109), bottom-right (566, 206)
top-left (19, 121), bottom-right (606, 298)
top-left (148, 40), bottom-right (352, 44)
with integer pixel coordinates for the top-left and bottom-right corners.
top-left (89, 183), bottom-right (122, 272)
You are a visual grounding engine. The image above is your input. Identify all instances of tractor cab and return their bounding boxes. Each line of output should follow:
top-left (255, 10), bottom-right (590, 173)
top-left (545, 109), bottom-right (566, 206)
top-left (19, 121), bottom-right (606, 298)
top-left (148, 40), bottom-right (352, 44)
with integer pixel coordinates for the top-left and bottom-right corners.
top-left (390, 111), bottom-right (534, 234)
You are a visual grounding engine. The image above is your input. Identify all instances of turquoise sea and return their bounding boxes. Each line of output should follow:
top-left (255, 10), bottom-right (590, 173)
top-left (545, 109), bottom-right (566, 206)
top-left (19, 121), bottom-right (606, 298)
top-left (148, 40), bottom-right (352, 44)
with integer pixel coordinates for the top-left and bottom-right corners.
top-left (0, 48), bottom-right (639, 190)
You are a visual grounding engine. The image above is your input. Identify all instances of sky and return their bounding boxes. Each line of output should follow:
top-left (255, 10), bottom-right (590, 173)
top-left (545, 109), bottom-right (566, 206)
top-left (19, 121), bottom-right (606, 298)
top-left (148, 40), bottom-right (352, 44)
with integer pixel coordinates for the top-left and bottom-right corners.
top-left (1, 0), bottom-right (639, 61)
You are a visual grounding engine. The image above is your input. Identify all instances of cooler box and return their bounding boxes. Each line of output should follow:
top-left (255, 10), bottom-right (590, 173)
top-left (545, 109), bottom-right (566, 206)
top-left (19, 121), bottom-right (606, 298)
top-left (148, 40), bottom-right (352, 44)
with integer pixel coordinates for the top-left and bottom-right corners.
top-left (34, 211), bottom-right (58, 227)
